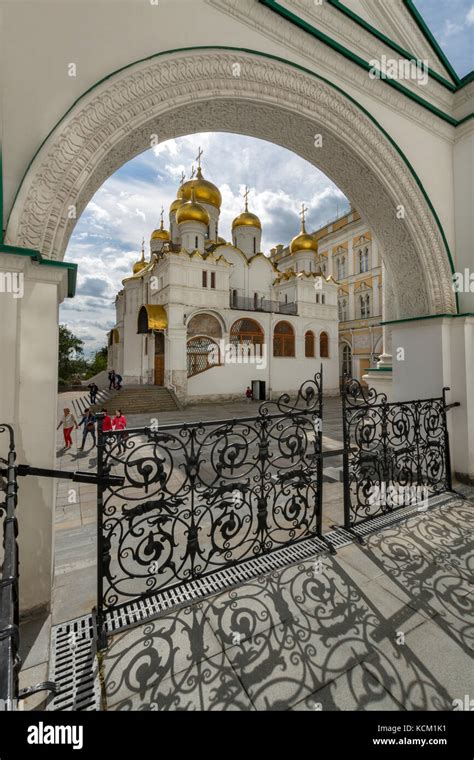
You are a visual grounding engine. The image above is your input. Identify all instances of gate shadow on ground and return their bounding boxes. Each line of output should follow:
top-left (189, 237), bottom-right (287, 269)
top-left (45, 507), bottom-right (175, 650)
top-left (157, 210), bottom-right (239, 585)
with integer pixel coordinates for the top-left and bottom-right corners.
top-left (102, 499), bottom-right (472, 711)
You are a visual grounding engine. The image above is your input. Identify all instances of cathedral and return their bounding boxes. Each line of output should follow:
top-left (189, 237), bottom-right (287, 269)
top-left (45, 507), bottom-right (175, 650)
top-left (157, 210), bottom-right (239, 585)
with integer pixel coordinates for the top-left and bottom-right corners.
top-left (108, 151), bottom-right (342, 404)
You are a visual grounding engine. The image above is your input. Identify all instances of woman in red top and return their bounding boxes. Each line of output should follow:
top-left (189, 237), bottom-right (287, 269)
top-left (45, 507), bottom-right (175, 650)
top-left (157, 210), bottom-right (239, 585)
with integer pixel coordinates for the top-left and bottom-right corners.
top-left (101, 408), bottom-right (113, 432)
top-left (112, 409), bottom-right (127, 453)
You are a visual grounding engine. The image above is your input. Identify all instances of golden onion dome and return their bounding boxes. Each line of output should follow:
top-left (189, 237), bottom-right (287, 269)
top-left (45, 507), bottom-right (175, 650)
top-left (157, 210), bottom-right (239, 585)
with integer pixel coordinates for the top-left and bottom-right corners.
top-left (169, 197), bottom-right (184, 215)
top-left (176, 190), bottom-right (210, 226)
top-left (133, 243), bottom-right (147, 274)
top-left (150, 220), bottom-right (170, 242)
top-left (290, 214), bottom-right (318, 254)
top-left (180, 167), bottom-right (222, 209)
top-left (232, 211), bottom-right (262, 231)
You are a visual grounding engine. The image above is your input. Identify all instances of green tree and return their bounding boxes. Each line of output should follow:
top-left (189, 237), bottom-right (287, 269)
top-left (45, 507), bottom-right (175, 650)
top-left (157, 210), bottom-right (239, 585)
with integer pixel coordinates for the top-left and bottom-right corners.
top-left (58, 325), bottom-right (87, 384)
top-left (86, 346), bottom-right (108, 378)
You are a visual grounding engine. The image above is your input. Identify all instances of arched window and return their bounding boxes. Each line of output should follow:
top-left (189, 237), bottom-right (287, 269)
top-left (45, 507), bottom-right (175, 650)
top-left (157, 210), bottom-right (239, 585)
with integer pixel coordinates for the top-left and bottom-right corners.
top-left (305, 331), bottom-right (315, 358)
top-left (337, 256), bottom-right (346, 280)
top-left (187, 337), bottom-right (221, 377)
top-left (230, 318), bottom-right (264, 348)
top-left (320, 331), bottom-right (329, 358)
top-left (359, 293), bottom-right (371, 318)
top-left (274, 321), bottom-right (295, 357)
top-left (359, 247), bottom-right (369, 273)
top-left (253, 237), bottom-right (257, 254)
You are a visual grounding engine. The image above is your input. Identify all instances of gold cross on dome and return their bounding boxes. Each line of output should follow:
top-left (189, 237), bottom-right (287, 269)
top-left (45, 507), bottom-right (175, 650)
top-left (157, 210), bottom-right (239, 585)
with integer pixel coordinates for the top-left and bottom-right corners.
top-left (190, 164), bottom-right (196, 179)
top-left (300, 204), bottom-right (308, 224)
top-left (160, 206), bottom-right (164, 225)
top-left (180, 170), bottom-right (186, 185)
top-left (196, 146), bottom-right (203, 170)
top-left (242, 186), bottom-right (250, 211)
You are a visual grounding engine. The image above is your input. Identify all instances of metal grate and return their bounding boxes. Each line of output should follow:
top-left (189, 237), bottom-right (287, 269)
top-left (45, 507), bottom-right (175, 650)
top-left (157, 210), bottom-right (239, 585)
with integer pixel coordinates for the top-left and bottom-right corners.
top-left (47, 615), bottom-right (100, 711)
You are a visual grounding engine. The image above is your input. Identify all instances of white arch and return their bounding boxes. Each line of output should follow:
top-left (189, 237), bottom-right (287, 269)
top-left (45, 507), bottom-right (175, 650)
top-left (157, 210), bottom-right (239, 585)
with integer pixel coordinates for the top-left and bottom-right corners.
top-left (5, 48), bottom-right (456, 319)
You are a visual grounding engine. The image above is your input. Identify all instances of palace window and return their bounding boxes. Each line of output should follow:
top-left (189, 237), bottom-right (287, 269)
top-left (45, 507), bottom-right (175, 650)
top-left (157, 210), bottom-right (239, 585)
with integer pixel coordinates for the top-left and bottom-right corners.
top-left (305, 331), bottom-right (315, 358)
top-left (187, 337), bottom-right (220, 378)
top-left (253, 237), bottom-right (257, 255)
top-left (338, 298), bottom-right (347, 321)
top-left (337, 256), bottom-right (346, 279)
top-left (230, 318), bottom-right (264, 348)
top-left (202, 271), bottom-right (208, 288)
top-left (316, 293), bottom-right (320, 304)
top-left (195, 236), bottom-right (199, 249)
top-left (359, 247), bottom-right (370, 273)
top-left (321, 294), bottom-right (326, 305)
top-left (341, 344), bottom-right (352, 378)
top-left (273, 321), bottom-right (295, 357)
top-left (211, 272), bottom-right (216, 289)
top-left (359, 294), bottom-right (371, 318)
top-left (320, 331), bottom-right (329, 358)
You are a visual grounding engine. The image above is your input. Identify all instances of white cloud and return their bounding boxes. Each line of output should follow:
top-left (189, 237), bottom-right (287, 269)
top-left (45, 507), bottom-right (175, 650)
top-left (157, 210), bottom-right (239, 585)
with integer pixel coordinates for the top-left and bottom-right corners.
top-left (467, 5), bottom-right (474, 25)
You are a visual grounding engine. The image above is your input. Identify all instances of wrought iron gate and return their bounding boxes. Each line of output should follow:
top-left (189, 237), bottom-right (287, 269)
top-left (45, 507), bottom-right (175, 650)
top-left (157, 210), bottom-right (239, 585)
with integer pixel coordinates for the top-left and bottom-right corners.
top-left (341, 377), bottom-right (458, 530)
top-left (96, 371), bottom-right (324, 642)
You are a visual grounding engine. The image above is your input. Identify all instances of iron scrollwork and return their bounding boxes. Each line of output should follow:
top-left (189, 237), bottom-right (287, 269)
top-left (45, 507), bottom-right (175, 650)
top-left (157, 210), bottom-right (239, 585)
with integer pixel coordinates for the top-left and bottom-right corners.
top-left (96, 371), bottom-right (324, 621)
top-left (341, 376), bottom-right (452, 528)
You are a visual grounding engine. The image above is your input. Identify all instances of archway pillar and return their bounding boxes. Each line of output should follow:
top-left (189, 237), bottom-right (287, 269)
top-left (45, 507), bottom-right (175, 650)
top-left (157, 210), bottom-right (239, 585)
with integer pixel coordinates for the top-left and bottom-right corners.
top-left (391, 316), bottom-right (474, 484)
top-left (0, 253), bottom-right (69, 616)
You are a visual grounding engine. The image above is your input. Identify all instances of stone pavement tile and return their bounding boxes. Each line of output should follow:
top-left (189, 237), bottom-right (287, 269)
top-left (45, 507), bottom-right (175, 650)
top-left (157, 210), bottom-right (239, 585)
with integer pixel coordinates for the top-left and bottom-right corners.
top-left (20, 613), bottom-right (51, 670)
top-left (103, 604), bottom-right (225, 708)
top-left (52, 564), bottom-right (97, 624)
top-left (109, 650), bottom-right (254, 711)
top-left (363, 616), bottom-right (472, 710)
top-left (19, 662), bottom-right (49, 711)
top-left (290, 662), bottom-right (405, 711)
top-left (201, 571), bottom-right (299, 648)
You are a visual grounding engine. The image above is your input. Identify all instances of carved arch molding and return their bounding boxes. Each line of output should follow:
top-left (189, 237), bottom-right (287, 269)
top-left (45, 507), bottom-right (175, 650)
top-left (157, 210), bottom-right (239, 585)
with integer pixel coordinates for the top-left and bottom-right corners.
top-left (5, 49), bottom-right (455, 318)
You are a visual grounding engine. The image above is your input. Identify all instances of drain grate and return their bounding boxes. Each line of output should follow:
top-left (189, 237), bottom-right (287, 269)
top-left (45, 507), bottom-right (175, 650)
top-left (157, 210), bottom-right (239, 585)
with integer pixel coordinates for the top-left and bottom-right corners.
top-left (47, 615), bottom-right (100, 711)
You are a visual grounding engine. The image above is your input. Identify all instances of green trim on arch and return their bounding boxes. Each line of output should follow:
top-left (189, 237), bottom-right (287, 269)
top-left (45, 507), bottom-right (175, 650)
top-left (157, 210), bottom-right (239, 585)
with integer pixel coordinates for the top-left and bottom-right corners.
top-left (382, 313), bottom-right (474, 327)
top-left (403, 0), bottom-right (461, 85)
top-left (327, 0), bottom-right (456, 91)
top-left (0, 244), bottom-right (77, 297)
top-left (4, 45), bottom-right (458, 313)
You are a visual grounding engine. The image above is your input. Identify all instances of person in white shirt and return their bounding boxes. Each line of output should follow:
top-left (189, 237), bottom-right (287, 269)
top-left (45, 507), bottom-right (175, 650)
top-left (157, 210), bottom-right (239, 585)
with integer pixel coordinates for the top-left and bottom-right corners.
top-left (57, 408), bottom-right (78, 449)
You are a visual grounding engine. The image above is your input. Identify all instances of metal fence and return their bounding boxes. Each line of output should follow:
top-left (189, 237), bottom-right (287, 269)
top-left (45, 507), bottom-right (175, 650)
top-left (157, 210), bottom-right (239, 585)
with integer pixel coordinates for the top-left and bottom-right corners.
top-left (341, 377), bottom-right (458, 529)
top-left (230, 294), bottom-right (297, 315)
top-left (96, 371), bottom-right (324, 642)
top-left (0, 425), bottom-right (20, 709)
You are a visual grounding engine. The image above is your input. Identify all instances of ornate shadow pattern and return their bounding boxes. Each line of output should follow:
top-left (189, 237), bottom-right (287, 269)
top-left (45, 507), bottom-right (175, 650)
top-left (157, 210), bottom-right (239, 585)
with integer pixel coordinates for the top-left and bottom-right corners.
top-left (97, 372), bottom-right (324, 621)
top-left (341, 377), bottom-right (452, 527)
top-left (103, 537), bottom-right (464, 711)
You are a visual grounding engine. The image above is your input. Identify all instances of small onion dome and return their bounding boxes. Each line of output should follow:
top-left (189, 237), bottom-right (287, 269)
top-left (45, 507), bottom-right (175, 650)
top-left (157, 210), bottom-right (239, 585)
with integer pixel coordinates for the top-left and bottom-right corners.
top-left (132, 240), bottom-right (147, 274)
top-left (150, 220), bottom-right (170, 242)
top-left (176, 191), bottom-right (210, 226)
top-left (169, 197), bottom-right (184, 215)
top-left (290, 217), bottom-right (318, 254)
top-left (232, 210), bottom-right (262, 231)
top-left (180, 167), bottom-right (222, 209)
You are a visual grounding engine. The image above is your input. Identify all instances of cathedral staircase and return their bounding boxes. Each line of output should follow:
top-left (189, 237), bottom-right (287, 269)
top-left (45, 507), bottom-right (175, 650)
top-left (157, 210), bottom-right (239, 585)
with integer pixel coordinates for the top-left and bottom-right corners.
top-left (71, 386), bottom-right (180, 418)
top-left (91, 386), bottom-right (180, 415)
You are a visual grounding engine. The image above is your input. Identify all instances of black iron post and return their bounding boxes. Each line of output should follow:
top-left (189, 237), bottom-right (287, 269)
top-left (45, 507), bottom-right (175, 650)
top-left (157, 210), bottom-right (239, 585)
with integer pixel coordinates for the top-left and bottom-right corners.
top-left (94, 413), bottom-right (108, 650)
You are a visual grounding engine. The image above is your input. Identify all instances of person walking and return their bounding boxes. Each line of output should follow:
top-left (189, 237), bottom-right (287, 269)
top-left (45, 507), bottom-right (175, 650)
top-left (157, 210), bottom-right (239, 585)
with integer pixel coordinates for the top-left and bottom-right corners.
top-left (245, 386), bottom-right (253, 403)
top-left (112, 409), bottom-right (128, 453)
top-left (101, 409), bottom-right (113, 433)
top-left (114, 373), bottom-right (123, 390)
top-left (79, 409), bottom-right (97, 450)
top-left (57, 408), bottom-right (78, 450)
top-left (108, 370), bottom-right (116, 391)
top-left (88, 382), bottom-right (99, 405)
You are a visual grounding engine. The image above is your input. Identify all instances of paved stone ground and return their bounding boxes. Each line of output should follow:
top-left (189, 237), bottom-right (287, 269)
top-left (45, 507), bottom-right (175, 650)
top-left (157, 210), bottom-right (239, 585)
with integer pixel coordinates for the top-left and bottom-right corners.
top-left (102, 498), bottom-right (473, 711)
top-left (18, 390), bottom-right (472, 711)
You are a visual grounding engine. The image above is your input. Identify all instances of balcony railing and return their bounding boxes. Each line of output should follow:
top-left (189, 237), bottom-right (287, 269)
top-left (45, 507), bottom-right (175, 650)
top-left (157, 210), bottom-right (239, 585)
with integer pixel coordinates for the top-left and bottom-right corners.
top-left (230, 295), bottom-right (297, 315)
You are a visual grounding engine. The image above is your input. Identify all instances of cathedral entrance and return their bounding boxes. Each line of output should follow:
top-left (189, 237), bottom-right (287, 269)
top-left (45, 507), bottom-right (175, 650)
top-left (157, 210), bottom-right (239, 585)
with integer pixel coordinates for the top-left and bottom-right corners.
top-left (154, 332), bottom-right (165, 386)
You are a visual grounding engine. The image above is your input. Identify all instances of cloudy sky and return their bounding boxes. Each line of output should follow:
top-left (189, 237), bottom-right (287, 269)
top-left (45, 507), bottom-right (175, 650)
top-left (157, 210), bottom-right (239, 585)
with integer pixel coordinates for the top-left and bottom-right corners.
top-left (62, 1), bottom-right (474, 354)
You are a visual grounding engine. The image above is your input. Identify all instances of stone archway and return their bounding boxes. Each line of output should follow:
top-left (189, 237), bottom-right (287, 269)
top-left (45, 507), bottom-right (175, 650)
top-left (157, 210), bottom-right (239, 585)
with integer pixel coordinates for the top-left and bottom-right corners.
top-left (5, 48), bottom-right (455, 320)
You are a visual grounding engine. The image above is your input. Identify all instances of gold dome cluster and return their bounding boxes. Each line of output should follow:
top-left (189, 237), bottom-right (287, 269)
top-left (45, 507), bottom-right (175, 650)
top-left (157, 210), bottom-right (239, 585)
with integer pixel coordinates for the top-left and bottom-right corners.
top-left (150, 218), bottom-right (170, 242)
top-left (176, 188), bottom-right (210, 226)
top-left (133, 240), bottom-right (147, 274)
